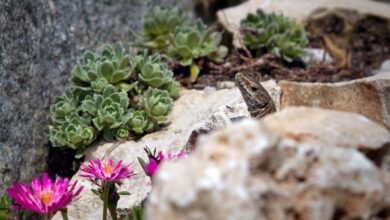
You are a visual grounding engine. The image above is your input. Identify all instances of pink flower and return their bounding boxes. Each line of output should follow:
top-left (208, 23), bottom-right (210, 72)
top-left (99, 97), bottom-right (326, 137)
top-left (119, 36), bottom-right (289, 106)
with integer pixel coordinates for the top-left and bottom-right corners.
top-left (80, 158), bottom-right (135, 183)
top-left (145, 158), bottom-right (159, 176)
top-left (143, 148), bottom-right (187, 177)
top-left (6, 173), bottom-right (83, 215)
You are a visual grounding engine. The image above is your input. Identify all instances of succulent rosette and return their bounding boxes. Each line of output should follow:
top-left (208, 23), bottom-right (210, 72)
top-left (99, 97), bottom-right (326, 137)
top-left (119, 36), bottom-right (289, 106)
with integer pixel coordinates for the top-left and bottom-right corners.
top-left (127, 110), bottom-right (154, 134)
top-left (140, 6), bottom-right (185, 51)
top-left (82, 85), bottom-right (130, 131)
top-left (140, 88), bottom-right (173, 123)
top-left (168, 20), bottom-right (227, 82)
top-left (6, 173), bottom-right (83, 219)
top-left (49, 113), bottom-right (96, 151)
top-left (240, 9), bottom-right (308, 61)
top-left (71, 43), bottom-right (133, 91)
top-left (50, 89), bottom-right (79, 123)
top-left (138, 59), bottom-right (174, 88)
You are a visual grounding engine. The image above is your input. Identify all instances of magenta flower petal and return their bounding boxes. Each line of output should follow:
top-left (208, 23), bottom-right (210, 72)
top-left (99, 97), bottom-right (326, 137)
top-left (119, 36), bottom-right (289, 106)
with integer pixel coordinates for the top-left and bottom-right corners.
top-left (80, 158), bottom-right (135, 183)
top-left (145, 159), bottom-right (159, 176)
top-left (6, 173), bottom-right (83, 215)
top-left (143, 148), bottom-right (189, 177)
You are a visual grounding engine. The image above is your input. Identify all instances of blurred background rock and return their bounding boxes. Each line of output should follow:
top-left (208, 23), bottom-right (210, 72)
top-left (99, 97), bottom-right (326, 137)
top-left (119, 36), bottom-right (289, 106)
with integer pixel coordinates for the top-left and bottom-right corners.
top-left (0, 0), bottom-right (194, 192)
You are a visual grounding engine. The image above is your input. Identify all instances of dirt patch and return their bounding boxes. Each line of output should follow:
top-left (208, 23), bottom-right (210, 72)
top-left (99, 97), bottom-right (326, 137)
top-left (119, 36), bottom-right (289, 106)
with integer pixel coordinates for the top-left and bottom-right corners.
top-left (307, 8), bottom-right (390, 69)
top-left (175, 50), bottom-right (369, 89)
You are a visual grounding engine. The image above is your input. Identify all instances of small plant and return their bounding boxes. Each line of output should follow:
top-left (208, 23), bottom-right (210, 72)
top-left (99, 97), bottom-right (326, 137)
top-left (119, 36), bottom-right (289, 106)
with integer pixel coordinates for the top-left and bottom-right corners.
top-left (80, 158), bottom-right (135, 220)
top-left (138, 6), bottom-right (185, 51)
top-left (49, 43), bottom-right (179, 156)
top-left (168, 20), bottom-right (228, 81)
top-left (136, 7), bottom-right (227, 82)
top-left (0, 193), bottom-right (11, 219)
top-left (124, 206), bottom-right (143, 220)
top-left (240, 9), bottom-right (308, 62)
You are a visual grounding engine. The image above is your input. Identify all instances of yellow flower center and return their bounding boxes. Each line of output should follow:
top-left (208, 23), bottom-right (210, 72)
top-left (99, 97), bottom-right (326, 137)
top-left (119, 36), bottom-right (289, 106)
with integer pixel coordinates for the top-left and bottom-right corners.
top-left (40, 191), bottom-right (53, 205)
top-left (103, 164), bottom-right (114, 176)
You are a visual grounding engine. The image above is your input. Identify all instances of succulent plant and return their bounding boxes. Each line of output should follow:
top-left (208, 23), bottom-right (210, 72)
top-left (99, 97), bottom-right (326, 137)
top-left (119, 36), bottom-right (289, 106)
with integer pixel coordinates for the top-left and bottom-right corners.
top-left (240, 9), bottom-right (308, 61)
top-left (140, 6), bottom-right (185, 51)
top-left (49, 43), bottom-right (179, 153)
top-left (161, 80), bottom-right (180, 99)
top-left (71, 43), bottom-right (133, 92)
top-left (49, 113), bottom-right (96, 150)
top-left (126, 110), bottom-right (154, 134)
top-left (135, 7), bottom-right (228, 82)
top-left (133, 54), bottom-right (174, 88)
top-left (140, 88), bottom-right (173, 123)
top-left (169, 20), bottom-right (227, 82)
top-left (82, 85), bottom-right (131, 131)
top-left (114, 127), bottom-right (130, 140)
top-left (50, 88), bottom-right (80, 123)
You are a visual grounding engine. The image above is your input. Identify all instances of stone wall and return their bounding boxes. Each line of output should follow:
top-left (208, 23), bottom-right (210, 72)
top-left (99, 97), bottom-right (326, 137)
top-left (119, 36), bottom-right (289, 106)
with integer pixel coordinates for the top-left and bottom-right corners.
top-left (0, 0), bottom-right (193, 192)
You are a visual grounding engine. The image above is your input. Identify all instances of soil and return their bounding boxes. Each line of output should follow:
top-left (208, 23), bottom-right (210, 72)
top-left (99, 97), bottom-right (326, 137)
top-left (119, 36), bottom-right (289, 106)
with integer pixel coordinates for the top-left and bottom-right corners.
top-left (307, 8), bottom-right (390, 69)
top-left (175, 50), bottom-right (369, 89)
top-left (177, 8), bottom-right (389, 90)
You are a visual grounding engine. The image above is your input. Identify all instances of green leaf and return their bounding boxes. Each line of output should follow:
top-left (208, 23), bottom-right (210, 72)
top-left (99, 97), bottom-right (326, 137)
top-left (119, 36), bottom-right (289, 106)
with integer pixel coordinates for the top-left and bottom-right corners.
top-left (187, 31), bottom-right (201, 49)
top-left (75, 148), bottom-right (85, 159)
top-left (114, 42), bottom-right (124, 60)
top-left (190, 63), bottom-right (200, 82)
top-left (118, 191), bottom-right (131, 196)
top-left (91, 189), bottom-right (101, 197)
top-left (132, 206), bottom-right (144, 220)
top-left (138, 156), bottom-right (146, 171)
top-left (100, 61), bottom-right (114, 80)
top-left (83, 51), bottom-right (95, 63)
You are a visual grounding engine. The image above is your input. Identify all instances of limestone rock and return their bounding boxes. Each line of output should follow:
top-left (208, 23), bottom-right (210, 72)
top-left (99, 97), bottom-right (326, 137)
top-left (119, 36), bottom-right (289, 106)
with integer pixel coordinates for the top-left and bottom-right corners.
top-left (263, 107), bottom-right (390, 151)
top-left (146, 107), bottom-right (390, 220)
top-left (0, 0), bottom-right (193, 191)
top-left (54, 88), bottom-right (249, 220)
top-left (280, 72), bottom-right (390, 130)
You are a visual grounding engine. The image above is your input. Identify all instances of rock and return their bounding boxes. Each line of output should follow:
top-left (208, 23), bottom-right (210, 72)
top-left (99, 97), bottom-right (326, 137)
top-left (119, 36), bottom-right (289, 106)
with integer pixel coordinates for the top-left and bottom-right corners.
top-left (280, 72), bottom-right (390, 130)
top-left (217, 0), bottom-right (390, 48)
top-left (302, 48), bottom-right (332, 65)
top-left (53, 88), bottom-right (249, 219)
top-left (262, 80), bottom-right (281, 111)
top-left (146, 107), bottom-right (390, 220)
top-left (375, 59), bottom-right (390, 74)
top-left (0, 0), bottom-right (193, 191)
top-left (216, 81), bottom-right (236, 90)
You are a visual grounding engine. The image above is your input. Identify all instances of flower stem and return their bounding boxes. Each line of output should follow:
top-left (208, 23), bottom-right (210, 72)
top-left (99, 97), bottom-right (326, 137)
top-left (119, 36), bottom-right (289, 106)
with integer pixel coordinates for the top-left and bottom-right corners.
top-left (60, 209), bottom-right (69, 220)
top-left (102, 182), bottom-right (111, 220)
top-left (108, 205), bottom-right (118, 220)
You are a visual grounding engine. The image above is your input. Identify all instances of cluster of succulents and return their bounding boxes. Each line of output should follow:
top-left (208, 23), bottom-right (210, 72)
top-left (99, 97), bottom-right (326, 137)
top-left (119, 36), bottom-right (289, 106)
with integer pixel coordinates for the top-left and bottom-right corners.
top-left (240, 9), bottom-right (308, 62)
top-left (49, 43), bottom-right (178, 155)
top-left (137, 6), bottom-right (227, 82)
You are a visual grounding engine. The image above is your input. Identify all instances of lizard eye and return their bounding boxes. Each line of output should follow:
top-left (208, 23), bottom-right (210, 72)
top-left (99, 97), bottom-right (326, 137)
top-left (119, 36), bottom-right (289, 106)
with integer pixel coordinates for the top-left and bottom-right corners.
top-left (250, 86), bottom-right (258, 91)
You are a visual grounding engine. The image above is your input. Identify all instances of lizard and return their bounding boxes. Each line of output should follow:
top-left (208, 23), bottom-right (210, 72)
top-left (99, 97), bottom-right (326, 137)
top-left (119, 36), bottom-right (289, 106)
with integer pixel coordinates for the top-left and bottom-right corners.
top-left (235, 72), bottom-right (276, 119)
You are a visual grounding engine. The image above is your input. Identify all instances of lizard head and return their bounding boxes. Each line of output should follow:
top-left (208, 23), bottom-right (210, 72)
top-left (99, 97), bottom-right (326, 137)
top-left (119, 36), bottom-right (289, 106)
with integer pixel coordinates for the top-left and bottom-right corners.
top-left (235, 72), bottom-right (268, 111)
